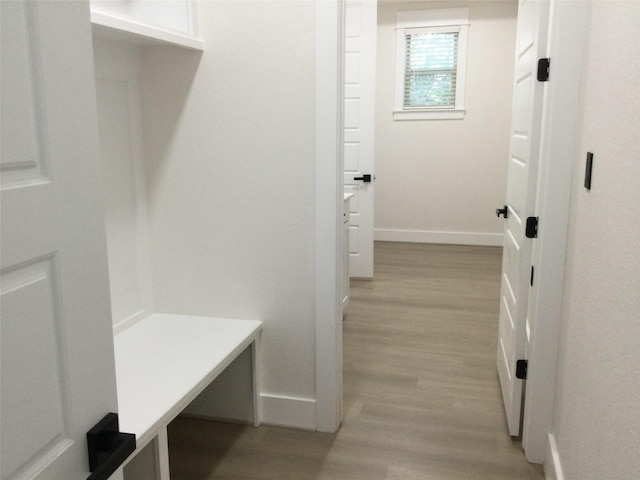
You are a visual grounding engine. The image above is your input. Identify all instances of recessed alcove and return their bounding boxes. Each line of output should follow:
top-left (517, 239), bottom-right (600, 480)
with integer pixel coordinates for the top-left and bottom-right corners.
top-left (90, 4), bottom-right (257, 477)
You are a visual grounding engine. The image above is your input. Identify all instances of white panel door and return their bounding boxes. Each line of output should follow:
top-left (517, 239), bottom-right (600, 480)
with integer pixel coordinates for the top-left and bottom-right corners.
top-left (1, 2), bottom-right (119, 479)
top-left (496, 0), bottom-right (549, 436)
top-left (344, 0), bottom-right (376, 279)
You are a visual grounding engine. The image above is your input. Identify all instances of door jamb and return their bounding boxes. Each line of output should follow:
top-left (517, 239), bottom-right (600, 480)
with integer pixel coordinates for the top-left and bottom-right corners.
top-left (522, 0), bottom-right (589, 463)
top-left (314, 0), bottom-right (345, 433)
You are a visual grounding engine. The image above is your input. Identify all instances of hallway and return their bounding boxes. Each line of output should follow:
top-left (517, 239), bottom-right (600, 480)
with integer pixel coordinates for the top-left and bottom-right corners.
top-left (167, 242), bottom-right (543, 479)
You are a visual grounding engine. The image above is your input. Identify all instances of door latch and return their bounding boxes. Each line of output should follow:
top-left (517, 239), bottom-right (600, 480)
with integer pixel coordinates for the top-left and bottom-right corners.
top-left (496, 205), bottom-right (508, 218)
top-left (87, 413), bottom-right (136, 480)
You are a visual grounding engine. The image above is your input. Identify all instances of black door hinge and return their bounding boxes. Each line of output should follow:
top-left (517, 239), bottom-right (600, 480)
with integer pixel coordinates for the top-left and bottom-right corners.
top-left (516, 359), bottom-right (528, 380)
top-left (537, 58), bottom-right (550, 82)
top-left (525, 217), bottom-right (539, 238)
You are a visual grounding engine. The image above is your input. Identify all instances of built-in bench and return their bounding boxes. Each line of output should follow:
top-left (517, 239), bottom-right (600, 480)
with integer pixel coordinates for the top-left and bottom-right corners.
top-left (113, 313), bottom-right (262, 479)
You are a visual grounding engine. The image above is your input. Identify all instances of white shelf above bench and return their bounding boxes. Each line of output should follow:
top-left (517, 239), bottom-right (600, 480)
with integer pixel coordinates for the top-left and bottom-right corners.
top-left (91, 10), bottom-right (204, 51)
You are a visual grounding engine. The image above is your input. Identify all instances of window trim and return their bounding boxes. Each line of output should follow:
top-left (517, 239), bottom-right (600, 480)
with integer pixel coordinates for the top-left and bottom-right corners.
top-left (394, 8), bottom-right (469, 120)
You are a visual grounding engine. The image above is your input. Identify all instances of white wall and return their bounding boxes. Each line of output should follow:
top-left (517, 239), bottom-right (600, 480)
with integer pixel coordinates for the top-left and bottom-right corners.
top-left (93, 37), bottom-right (154, 330)
top-left (375, 1), bottom-right (516, 246)
top-left (547, 2), bottom-right (640, 478)
top-left (140, 1), bottom-right (319, 429)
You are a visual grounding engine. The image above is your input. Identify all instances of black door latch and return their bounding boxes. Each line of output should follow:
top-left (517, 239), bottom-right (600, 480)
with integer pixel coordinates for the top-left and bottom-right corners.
top-left (496, 205), bottom-right (508, 218)
top-left (87, 413), bottom-right (136, 480)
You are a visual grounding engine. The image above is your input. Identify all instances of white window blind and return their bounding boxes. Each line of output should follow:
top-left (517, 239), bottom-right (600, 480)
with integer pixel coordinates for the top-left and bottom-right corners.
top-left (393, 8), bottom-right (469, 120)
top-left (404, 31), bottom-right (459, 108)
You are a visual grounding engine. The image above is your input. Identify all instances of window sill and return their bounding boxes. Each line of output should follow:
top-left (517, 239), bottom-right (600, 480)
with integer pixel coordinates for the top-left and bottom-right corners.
top-left (393, 109), bottom-right (465, 121)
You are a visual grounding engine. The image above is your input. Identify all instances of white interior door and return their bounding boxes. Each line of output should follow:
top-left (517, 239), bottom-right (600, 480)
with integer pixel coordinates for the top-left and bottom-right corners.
top-left (343, 0), bottom-right (376, 279)
top-left (1, 2), bottom-right (119, 478)
top-left (496, 0), bottom-right (549, 437)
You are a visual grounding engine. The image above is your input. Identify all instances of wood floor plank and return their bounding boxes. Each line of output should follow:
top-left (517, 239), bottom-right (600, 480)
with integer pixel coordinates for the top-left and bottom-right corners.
top-left (168, 242), bottom-right (543, 479)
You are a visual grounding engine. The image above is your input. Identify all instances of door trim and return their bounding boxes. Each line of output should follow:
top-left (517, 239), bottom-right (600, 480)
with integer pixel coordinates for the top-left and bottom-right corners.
top-left (522, 0), bottom-right (589, 463)
top-left (315, 0), bottom-right (344, 433)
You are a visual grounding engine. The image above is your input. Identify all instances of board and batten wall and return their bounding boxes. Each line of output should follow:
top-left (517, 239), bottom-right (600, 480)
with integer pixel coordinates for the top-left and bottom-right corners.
top-left (546, 1), bottom-right (640, 478)
top-left (375, 1), bottom-right (517, 246)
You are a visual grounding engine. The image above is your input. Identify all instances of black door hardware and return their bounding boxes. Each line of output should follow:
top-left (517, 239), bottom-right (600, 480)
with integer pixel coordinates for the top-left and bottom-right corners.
top-left (87, 413), bottom-right (136, 480)
top-left (516, 359), bottom-right (528, 380)
top-left (584, 152), bottom-right (594, 190)
top-left (496, 205), bottom-right (508, 218)
top-left (354, 174), bottom-right (372, 183)
top-left (537, 58), bottom-right (550, 82)
top-left (525, 217), bottom-right (539, 238)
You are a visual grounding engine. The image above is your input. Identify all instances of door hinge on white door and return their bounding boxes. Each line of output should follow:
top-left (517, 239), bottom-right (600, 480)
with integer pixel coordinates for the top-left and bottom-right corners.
top-left (525, 217), bottom-right (539, 238)
top-left (516, 360), bottom-right (528, 380)
top-left (537, 58), bottom-right (550, 81)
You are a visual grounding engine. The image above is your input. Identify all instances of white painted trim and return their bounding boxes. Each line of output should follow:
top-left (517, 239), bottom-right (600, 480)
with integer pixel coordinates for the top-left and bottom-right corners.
top-left (259, 394), bottom-right (316, 431)
top-left (374, 228), bottom-right (503, 246)
top-left (315, 0), bottom-right (344, 433)
top-left (155, 427), bottom-right (171, 480)
top-left (544, 433), bottom-right (565, 480)
top-left (394, 8), bottom-right (469, 117)
top-left (396, 8), bottom-right (470, 28)
top-left (187, 0), bottom-right (199, 38)
top-left (90, 10), bottom-right (204, 51)
top-left (393, 109), bottom-right (465, 120)
top-left (522, 0), bottom-right (589, 463)
top-left (112, 310), bottom-right (148, 336)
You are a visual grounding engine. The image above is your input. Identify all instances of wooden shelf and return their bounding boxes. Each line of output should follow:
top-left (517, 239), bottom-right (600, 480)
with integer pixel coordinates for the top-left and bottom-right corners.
top-left (91, 10), bottom-right (204, 51)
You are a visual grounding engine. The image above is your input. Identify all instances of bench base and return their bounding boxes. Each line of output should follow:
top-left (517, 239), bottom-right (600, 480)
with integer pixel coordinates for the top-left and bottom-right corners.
top-left (112, 313), bottom-right (262, 479)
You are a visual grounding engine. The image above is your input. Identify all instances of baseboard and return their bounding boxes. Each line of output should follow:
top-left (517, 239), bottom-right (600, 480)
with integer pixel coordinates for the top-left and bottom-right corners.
top-left (112, 310), bottom-right (149, 335)
top-left (259, 394), bottom-right (316, 430)
top-left (545, 433), bottom-right (565, 480)
top-left (374, 228), bottom-right (503, 246)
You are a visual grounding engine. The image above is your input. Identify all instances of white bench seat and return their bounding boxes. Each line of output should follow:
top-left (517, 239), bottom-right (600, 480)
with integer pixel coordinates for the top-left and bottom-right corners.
top-left (113, 313), bottom-right (262, 478)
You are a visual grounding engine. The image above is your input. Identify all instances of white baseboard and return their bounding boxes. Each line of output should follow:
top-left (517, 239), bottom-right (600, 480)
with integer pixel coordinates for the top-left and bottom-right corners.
top-left (545, 433), bottom-right (565, 480)
top-left (374, 228), bottom-right (503, 246)
top-left (259, 394), bottom-right (316, 430)
top-left (112, 310), bottom-right (149, 335)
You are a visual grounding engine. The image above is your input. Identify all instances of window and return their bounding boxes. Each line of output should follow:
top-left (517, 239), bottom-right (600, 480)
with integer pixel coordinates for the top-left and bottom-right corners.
top-left (394, 8), bottom-right (469, 120)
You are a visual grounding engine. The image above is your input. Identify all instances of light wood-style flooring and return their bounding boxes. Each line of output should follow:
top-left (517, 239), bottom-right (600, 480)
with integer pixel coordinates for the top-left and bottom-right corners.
top-left (168, 242), bottom-right (544, 479)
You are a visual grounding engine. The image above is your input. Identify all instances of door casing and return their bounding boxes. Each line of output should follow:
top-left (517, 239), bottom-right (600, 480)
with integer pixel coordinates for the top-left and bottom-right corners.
top-left (521, 0), bottom-right (589, 463)
top-left (315, 0), bottom-right (585, 455)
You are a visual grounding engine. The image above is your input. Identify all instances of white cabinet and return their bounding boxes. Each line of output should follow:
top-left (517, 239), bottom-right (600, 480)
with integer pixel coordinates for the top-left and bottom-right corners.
top-left (343, 194), bottom-right (354, 310)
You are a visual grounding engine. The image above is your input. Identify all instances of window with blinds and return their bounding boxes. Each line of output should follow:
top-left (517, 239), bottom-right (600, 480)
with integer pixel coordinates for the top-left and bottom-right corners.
top-left (393, 8), bottom-right (469, 120)
top-left (404, 31), bottom-right (459, 108)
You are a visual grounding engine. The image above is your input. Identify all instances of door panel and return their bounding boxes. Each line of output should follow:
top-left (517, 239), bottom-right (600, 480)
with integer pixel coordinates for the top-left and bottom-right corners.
top-left (497, 0), bottom-right (549, 437)
top-left (343, 0), bottom-right (376, 279)
top-left (1, 2), bottom-right (118, 478)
